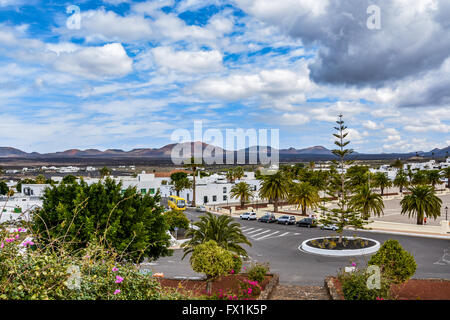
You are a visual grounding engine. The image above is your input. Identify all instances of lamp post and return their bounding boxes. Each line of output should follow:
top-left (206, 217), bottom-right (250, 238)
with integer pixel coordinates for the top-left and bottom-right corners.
top-left (446, 206), bottom-right (448, 221)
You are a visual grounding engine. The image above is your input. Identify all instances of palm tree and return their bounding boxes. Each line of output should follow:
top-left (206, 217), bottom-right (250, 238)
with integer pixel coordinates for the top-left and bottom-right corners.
top-left (426, 170), bottom-right (442, 190)
top-left (349, 184), bottom-right (384, 219)
top-left (373, 172), bottom-right (392, 196)
top-left (288, 182), bottom-right (320, 215)
top-left (230, 182), bottom-right (254, 209)
top-left (181, 212), bottom-right (251, 259)
top-left (258, 171), bottom-right (290, 212)
top-left (442, 167), bottom-right (450, 189)
top-left (412, 170), bottom-right (427, 186)
top-left (233, 167), bottom-right (244, 180)
top-left (226, 169), bottom-right (235, 183)
top-left (393, 170), bottom-right (409, 194)
top-left (400, 185), bottom-right (442, 225)
top-left (184, 156), bottom-right (203, 207)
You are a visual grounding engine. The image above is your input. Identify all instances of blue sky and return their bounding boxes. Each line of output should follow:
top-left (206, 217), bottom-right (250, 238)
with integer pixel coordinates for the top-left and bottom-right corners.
top-left (0, 0), bottom-right (449, 154)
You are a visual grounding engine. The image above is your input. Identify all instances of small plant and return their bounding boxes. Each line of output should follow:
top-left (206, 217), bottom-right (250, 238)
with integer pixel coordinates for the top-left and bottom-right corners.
top-left (338, 268), bottom-right (391, 300)
top-left (247, 262), bottom-right (269, 283)
top-left (368, 239), bottom-right (416, 284)
top-left (231, 255), bottom-right (243, 274)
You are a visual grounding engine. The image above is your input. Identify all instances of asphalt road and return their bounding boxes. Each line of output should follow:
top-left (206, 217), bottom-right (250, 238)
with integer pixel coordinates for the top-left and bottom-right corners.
top-left (148, 209), bottom-right (450, 285)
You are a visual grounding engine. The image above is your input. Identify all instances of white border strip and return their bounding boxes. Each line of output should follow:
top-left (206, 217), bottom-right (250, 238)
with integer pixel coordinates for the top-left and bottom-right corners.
top-left (300, 236), bottom-right (380, 257)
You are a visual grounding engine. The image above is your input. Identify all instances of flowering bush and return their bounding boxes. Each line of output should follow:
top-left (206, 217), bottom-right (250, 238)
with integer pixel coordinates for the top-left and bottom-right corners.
top-left (0, 228), bottom-right (188, 300)
top-left (247, 262), bottom-right (269, 283)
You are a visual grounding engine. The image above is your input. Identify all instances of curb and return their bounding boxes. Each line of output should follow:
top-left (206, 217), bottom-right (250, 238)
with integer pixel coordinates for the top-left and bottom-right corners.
top-left (300, 237), bottom-right (380, 257)
top-left (258, 273), bottom-right (280, 300)
top-left (358, 228), bottom-right (450, 240)
top-left (324, 276), bottom-right (344, 300)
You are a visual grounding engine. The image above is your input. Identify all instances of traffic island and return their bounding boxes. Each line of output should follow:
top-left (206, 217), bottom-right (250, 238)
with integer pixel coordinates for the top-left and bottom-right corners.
top-left (300, 236), bottom-right (380, 256)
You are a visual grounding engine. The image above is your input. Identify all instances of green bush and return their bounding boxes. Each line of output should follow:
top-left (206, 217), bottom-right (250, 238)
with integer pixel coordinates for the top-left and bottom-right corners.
top-left (231, 254), bottom-right (242, 274)
top-left (31, 178), bottom-right (171, 263)
top-left (190, 240), bottom-right (234, 280)
top-left (338, 268), bottom-right (391, 300)
top-left (368, 239), bottom-right (416, 284)
top-left (164, 210), bottom-right (190, 232)
top-left (0, 230), bottom-right (187, 300)
top-left (247, 262), bottom-right (269, 283)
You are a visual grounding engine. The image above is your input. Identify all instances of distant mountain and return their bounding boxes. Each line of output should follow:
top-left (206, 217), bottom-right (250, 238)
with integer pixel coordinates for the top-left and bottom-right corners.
top-left (0, 143), bottom-right (448, 162)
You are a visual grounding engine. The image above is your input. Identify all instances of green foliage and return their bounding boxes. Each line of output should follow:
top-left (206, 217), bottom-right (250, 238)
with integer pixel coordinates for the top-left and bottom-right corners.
top-left (31, 178), bottom-right (172, 263)
top-left (368, 239), bottom-right (417, 284)
top-left (0, 232), bottom-right (187, 300)
top-left (0, 181), bottom-right (8, 195)
top-left (99, 166), bottom-right (111, 178)
top-left (231, 254), bottom-right (242, 274)
top-left (349, 183), bottom-right (384, 219)
top-left (230, 182), bottom-right (254, 208)
top-left (170, 172), bottom-right (192, 196)
top-left (247, 262), bottom-right (269, 283)
top-left (190, 240), bottom-right (234, 280)
top-left (288, 181), bottom-right (320, 215)
top-left (62, 175), bottom-right (77, 184)
top-left (338, 268), bottom-right (391, 300)
top-left (258, 170), bottom-right (290, 212)
top-left (372, 172), bottom-right (392, 195)
top-left (164, 210), bottom-right (190, 232)
top-left (182, 212), bottom-right (251, 259)
top-left (400, 185), bottom-right (442, 225)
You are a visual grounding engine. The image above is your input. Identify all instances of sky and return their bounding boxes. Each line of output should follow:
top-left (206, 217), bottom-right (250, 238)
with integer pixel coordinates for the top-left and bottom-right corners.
top-left (0, 0), bottom-right (449, 154)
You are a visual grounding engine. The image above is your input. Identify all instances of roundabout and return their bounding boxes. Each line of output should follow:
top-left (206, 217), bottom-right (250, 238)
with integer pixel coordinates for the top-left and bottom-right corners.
top-left (300, 236), bottom-right (380, 257)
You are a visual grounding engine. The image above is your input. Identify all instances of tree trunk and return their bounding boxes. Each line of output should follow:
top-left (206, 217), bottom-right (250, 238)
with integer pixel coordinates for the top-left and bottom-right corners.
top-left (417, 214), bottom-right (423, 225)
top-left (381, 187), bottom-right (384, 196)
top-left (274, 199), bottom-right (278, 212)
top-left (192, 170), bottom-right (196, 207)
top-left (302, 205), bottom-right (306, 215)
top-left (206, 280), bottom-right (212, 295)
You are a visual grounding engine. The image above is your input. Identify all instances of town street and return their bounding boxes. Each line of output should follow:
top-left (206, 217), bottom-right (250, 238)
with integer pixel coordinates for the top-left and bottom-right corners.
top-left (148, 208), bottom-right (450, 285)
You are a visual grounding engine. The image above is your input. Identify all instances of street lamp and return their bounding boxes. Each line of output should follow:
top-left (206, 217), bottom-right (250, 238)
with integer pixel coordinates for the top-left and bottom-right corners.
top-left (446, 206), bottom-right (448, 221)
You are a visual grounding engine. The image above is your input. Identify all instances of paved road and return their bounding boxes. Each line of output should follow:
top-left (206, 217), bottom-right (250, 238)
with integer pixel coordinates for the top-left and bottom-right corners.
top-left (149, 209), bottom-right (450, 285)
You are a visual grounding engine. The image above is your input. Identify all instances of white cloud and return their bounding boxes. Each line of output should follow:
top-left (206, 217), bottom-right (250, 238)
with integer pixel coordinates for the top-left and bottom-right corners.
top-left (53, 43), bottom-right (132, 79)
top-left (152, 47), bottom-right (223, 73)
top-left (362, 120), bottom-right (383, 130)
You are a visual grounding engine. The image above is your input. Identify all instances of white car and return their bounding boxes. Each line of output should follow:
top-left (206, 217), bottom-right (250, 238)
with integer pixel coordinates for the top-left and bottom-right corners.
top-left (320, 224), bottom-right (339, 231)
top-left (196, 205), bottom-right (206, 212)
top-left (240, 212), bottom-right (257, 220)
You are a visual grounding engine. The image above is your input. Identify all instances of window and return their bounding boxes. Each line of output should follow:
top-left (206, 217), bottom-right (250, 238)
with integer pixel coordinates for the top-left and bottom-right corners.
top-left (203, 196), bottom-right (208, 204)
top-left (223, 195), bottom-right (227, 201)
top-left (149, 188), bottom-right (155, 194)
top-left (212, 195), bottom-right (217, 202)
top-left (223, 187), bottom-right (227, 193)
top-left (140, 189), bottom-right (146, 194)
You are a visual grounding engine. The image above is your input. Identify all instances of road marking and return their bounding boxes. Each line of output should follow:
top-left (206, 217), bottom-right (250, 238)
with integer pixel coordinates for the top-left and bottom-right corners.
top-left (245, 228), bottom-right (263, 234)
top-left (277, 232), bottom-right (290, 237)
top-left (254, 231), bottom-right (280, 241)
top-left (249, 229), bottom-right (272, 238)
top-left (241, 227), bottom-right (254, 232)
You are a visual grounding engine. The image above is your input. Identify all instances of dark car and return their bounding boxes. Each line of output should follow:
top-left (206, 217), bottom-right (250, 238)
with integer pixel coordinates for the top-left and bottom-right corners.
top-left (297, 218), bottom-right (317, 228)
top-left (277, 215), bottom-right (296, 225)
top-left (258, 213), bottom-right (277, 223)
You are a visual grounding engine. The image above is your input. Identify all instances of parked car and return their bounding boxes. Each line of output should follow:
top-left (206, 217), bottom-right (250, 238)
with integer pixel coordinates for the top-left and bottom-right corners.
top-left (297, 218), bottom-right (317, 228)
top-left (258, 213), bottom-right (277, 223)
top-left (320, 224), bottom-right (339, 231)
top-left (240, 212), bottom-right (257, 220)
top-left (277, 215), bottom-right (296, 225)
top-left (196, 205), bottom-right (206, 212)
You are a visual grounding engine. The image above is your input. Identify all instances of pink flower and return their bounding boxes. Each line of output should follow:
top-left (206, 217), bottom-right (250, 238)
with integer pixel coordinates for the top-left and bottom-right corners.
top-left (115, 276), bottom-right (124, 284)
top-left (351, 262), bottom-right (356, 267)
top-left (112, 267), bottom-right (118, 272)
top-left (376, 297), bottom-right (384, 300)
top-left (0, 242), bottom-right (3, 249)
top-left (22, 240), bottom-right (34, 247)
top-left (230, 269), bottom-right (234, 274)
top-left (5, 238), bottom-right (14, 243)
top-left (113, 289), bottom-right (121, 295)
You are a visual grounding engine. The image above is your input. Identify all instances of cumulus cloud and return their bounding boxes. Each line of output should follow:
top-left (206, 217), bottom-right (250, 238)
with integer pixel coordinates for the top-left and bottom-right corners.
top-left (53, 43), bottom-right (133, 79)
top-left (235, 0), bottom-right (450, 87)
top-left (152, 47), bottom-right (223, 73)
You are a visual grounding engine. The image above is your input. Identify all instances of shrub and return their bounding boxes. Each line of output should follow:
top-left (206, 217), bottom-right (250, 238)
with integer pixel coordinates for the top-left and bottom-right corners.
top-left (0, 230), bottom-right (187, 300)
top-left (190, 240), bottom-right (234, 281)
top-left (31, 178), bottom-right (171, 263)
top-left (338, 268), bottom-right (391, 300)
top-left (231, 254), bottom-right (242, 274)
top-left (247, 262), bottom-right (269, 283)
top-left (368, 239), bottom-right (416, 284)
top-left (164, 210), bottom-right (190, 232)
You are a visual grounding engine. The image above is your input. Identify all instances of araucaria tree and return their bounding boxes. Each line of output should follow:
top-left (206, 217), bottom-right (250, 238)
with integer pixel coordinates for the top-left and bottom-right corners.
top-left (319, 115), bottom-right (368, 243)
